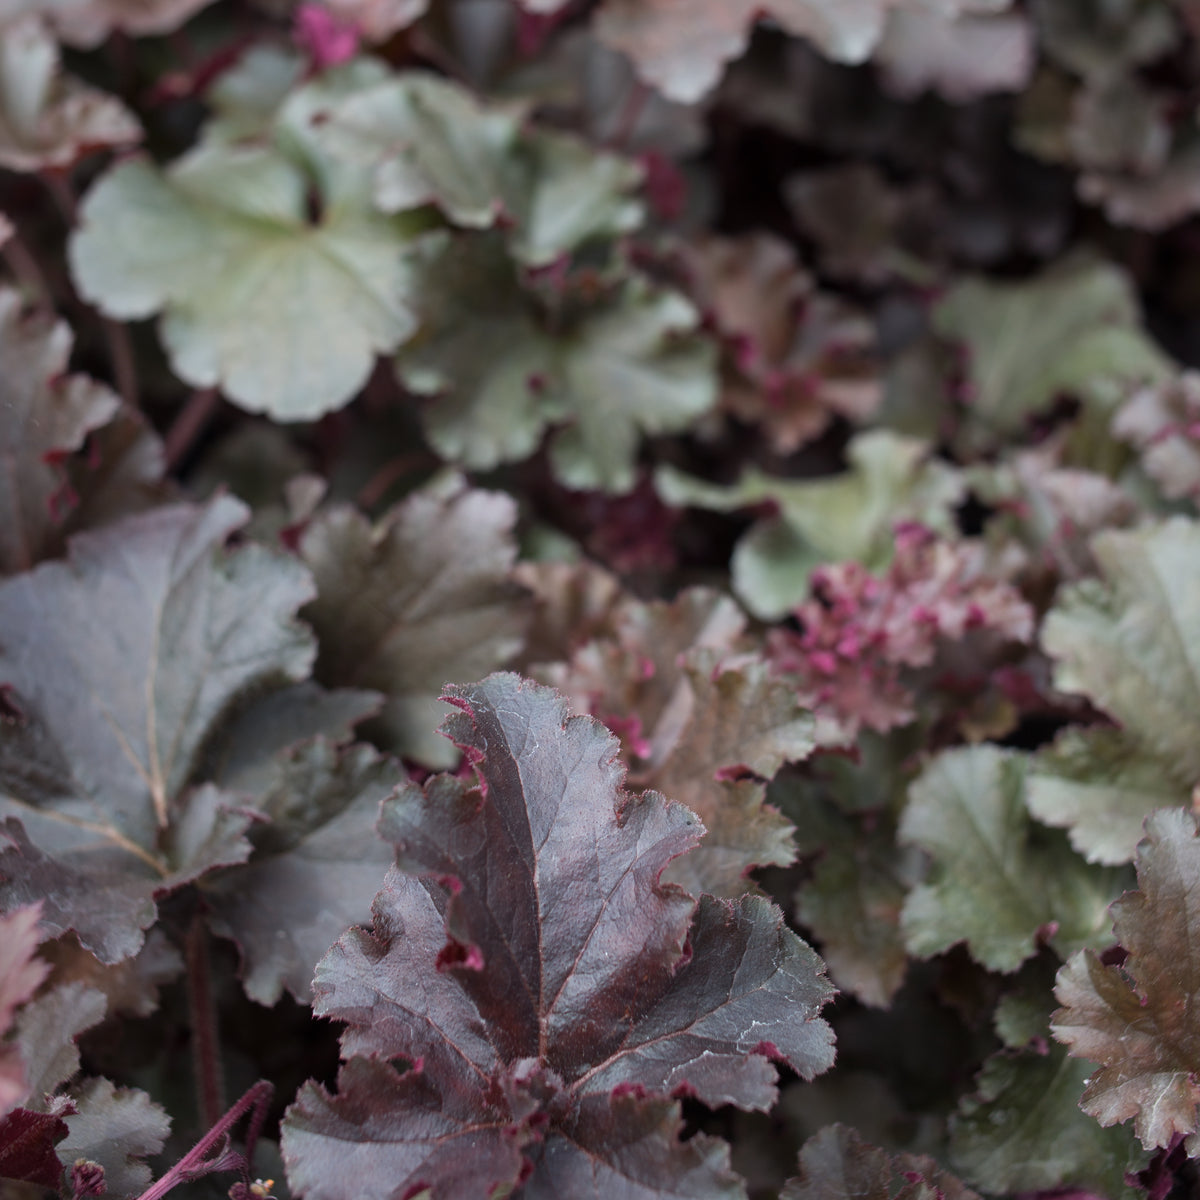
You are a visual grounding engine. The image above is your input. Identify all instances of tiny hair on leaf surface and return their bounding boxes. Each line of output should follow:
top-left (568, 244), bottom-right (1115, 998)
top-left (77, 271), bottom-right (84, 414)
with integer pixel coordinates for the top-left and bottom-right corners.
top-left (282, 673), bottom-right (835, 1198)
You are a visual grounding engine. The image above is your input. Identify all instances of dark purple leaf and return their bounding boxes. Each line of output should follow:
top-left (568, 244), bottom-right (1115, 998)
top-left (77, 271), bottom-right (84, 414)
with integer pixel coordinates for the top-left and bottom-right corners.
top-left (282, 673), bottom-right (834, 1197)
top-left (0, 1108), bottom-right (68, 1189)
top-left (0, 498), bottom-right (315, 961)
top-left (299, 478), bottom-right (530, 767)
top-left (206, 739), bottom-right (404, 1005)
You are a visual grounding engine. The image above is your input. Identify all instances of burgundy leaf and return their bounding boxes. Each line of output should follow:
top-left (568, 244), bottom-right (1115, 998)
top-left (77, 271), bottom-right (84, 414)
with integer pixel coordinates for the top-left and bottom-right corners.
top-left (206, 740), bottom-right (403, 1005)
top-left (0, 499), bottom-right (314, 961)
top-left (283, 674), bottom-right (834, 1197)
top-left (0, 1107), bottom-right (68, 1189)
top-left (299, 477), bottom-right (530, 768)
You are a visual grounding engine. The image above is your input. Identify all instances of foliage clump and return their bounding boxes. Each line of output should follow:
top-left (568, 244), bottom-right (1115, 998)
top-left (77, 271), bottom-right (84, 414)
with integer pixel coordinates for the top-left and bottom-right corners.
top-left (2, 1), bottom-right (1200, 1197)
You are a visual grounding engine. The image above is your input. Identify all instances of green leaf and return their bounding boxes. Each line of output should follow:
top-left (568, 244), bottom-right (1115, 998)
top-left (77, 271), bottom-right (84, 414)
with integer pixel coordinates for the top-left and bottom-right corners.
top-left (1027, 727), bottom-right (1183, 866)
top-left (945, 964), bottom-right (1149, 1197)
top-left (202, 44), bottom-right (305, 140)
top-left (316, 71), bottom-right (526, 225)
top-left (899, 746), bottom-right (1124, 971)
top-left (780, 750), bottom-right (917, 1008)
top-left (320, 73), bottom-right (643, 263)
top-left (950, 1043), bottom-right (1148, 1197)
top-left (1030, 517), bottom-right (1200, 863)
top-left (657, 431), bottom-right (963, 619)
top-left (401, 238), bottom-right (717, 493)
top-left (1031, 0), bottom-right (1178, 79)
top-left (933, 254), bottom-right (1170, 452)
top-left (69, 63), bottom-right (442, 421)
top-left (399, 237), bottom-right (563, 471)
top-left (503, 128), bottom-right (644, 267)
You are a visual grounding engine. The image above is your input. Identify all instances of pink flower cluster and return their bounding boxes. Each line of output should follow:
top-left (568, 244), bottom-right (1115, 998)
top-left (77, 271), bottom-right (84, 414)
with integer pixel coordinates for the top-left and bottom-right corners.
top-left (769, 524), bottom-right (1034, 739)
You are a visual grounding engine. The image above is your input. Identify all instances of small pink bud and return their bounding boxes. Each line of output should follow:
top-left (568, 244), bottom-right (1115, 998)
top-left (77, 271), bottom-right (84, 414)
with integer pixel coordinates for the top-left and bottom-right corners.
top-left (294, 4), bottom-right (359, 71)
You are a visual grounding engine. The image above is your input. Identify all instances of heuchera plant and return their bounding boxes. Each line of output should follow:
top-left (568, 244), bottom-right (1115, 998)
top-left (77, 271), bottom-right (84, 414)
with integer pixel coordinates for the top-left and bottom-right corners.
top-left (4, 0), bottom-right (1200, 1198)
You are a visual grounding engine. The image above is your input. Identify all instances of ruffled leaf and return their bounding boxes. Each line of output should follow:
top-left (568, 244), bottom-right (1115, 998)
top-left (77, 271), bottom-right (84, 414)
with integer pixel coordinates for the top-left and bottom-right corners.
top-left (69, 61), bottom-right (442, 421)
top-left (298, 475), bottom-right (529, 767)
top-left (658, 431), bottom-right (963, 619)
top-left (0, 498), bottom-right (314, 961)
top-left (1030, 518), bottom-right (1200, 863)
top-left (0, 16), bottom-right (138, 172)
top-left (1052, 808), bottom-right (1200, 1153)
top-left (899, 746), bottom-right (1123, 971)
top-left (400, 238), bottom-right (716, 494)
top-left (282, 674), bottom-right (835, 1197)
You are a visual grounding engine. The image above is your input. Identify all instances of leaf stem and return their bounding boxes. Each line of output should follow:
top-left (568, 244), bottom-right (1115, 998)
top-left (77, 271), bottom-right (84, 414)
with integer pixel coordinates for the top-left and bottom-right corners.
top-left (355, 451), bottom-right (438, 511)
top-left (133, 1080), bottom-right (274, 1200)
top-left (102, 316), bottom-right (140, 410)
top-left (1, 228), bottom-right (55, 310)
top-left (164, 388), bottom-right (220, 473)
top-left (185, 914), bottom-right (225, 1129)
top-left (41, 169), bottom-right (78, 225)
top-left (608, 78), bottom-right (652, 152)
